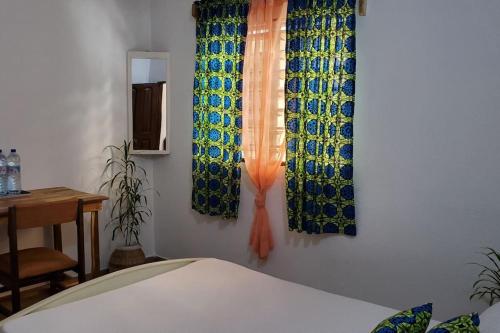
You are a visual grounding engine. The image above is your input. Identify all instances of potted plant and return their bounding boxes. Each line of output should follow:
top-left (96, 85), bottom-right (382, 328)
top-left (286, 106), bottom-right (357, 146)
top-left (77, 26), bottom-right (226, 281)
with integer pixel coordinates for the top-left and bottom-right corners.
top-left (100, 141), bottom-right (153, 272)
top-left (470, 247), bottom-right (500, 305)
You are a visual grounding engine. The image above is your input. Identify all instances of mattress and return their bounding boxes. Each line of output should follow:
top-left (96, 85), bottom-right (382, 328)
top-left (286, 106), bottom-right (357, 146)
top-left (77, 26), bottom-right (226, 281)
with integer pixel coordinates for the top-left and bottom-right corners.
top-left (1, 259), bottom-right (439, 333)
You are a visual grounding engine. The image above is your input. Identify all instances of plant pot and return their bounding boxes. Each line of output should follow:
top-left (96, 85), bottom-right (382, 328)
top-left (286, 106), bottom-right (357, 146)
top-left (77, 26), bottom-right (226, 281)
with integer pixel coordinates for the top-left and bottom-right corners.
top-left (108, 245), bottom-right (146, 272)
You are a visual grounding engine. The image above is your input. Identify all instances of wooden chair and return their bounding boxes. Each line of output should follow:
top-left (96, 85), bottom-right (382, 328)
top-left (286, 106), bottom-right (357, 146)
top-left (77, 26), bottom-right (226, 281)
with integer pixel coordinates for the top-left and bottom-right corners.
top-left (0, 199), bottom-right (85, 314)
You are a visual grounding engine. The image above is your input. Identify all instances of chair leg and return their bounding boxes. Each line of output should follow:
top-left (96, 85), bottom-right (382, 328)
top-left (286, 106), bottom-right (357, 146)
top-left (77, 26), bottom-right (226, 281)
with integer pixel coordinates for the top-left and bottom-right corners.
top-left (78, 269), bottom-right (86, 284)
top-left (76, 200), bottom-right (85, 285)
top-left (11, 284), bottom-right (21, 314)
top-left (50, 272), bottom-right (63, 292)
top-left (50, 278), bottom-right (58, 292)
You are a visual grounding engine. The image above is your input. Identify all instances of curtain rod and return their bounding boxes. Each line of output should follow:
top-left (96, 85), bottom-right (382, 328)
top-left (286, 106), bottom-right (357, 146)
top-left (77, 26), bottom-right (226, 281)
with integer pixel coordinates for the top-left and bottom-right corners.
top-left (191, 0), bottom-right (367, 19)
top-left (359, 0), bottom-right (367, 16)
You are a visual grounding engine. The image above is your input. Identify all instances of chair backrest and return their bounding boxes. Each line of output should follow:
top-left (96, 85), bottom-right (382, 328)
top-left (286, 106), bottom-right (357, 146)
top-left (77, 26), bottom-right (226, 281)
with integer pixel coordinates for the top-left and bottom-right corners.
top-left (5, 198), bottom-right (86, 300)
top-left (9, 199), bottom-right (83, 230)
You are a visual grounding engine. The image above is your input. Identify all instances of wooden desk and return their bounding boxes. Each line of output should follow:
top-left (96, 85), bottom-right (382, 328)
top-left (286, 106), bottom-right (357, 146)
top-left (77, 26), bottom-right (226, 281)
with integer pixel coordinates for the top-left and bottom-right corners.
top-left (0, 187), bottom-right (108, 278)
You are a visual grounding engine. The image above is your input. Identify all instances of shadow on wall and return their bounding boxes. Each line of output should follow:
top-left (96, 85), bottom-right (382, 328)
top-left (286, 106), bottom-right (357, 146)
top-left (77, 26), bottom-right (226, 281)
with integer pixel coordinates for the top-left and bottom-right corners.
top-left (0, 0), bottom-right (152, 269)
top-left (192, 168), bottom-right (339, 252)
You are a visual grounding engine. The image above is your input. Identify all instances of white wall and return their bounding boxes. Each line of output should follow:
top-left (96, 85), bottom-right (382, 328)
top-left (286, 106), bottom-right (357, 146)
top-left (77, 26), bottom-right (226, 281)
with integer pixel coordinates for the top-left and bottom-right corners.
top-left (0, 0), bottom-right (156, 269)
top-left (151, 0), bottom-right (500, 320)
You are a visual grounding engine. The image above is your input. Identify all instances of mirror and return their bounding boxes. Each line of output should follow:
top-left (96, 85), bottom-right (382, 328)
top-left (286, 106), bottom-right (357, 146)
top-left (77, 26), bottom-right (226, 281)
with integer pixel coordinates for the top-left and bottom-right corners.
top-left (127, 51), bottom-right (170, 155)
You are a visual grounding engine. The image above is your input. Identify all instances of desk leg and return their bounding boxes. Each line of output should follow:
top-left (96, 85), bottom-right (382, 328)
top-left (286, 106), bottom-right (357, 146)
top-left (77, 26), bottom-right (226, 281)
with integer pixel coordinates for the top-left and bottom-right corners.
top-left (90, 211), bottom-right (100, 278)
top-left (52, 225), bottom-right (63, 290)
top-left (53, 225), bottom-right (62, 252)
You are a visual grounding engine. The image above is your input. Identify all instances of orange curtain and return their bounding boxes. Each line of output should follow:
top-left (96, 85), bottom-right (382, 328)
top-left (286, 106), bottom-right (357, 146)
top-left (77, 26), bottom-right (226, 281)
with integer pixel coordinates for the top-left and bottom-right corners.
top-left (242, 0), bottom-right (287, 259)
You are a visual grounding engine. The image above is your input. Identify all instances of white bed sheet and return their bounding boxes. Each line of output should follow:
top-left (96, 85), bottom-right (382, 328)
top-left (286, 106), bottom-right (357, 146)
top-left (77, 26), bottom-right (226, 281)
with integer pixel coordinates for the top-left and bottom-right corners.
top-left (1, 259), bottom-right (438, 333)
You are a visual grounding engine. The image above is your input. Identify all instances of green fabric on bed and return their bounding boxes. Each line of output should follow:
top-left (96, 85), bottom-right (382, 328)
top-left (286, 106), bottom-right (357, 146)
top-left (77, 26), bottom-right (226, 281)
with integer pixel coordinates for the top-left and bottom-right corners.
top-left (371, 303), bottom-right (433, 333)
top-left (427, 313), bottom-right (480, 333)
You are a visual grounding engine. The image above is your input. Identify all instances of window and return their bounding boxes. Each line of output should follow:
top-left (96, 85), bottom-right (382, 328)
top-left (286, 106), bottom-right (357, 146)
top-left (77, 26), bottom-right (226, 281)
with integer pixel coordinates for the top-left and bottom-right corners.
top-left (242, 17), bottom-right (287, 164)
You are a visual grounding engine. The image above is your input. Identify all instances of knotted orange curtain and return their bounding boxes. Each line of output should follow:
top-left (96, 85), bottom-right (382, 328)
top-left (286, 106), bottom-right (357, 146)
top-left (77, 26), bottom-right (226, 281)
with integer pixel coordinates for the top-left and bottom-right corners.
top-left (242, 0), bottom-right (287, 259)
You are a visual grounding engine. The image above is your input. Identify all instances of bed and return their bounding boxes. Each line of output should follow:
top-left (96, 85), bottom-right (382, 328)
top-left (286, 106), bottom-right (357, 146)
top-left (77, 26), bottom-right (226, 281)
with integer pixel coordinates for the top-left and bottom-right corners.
top-left (0, 258), bottom-right (439, 333)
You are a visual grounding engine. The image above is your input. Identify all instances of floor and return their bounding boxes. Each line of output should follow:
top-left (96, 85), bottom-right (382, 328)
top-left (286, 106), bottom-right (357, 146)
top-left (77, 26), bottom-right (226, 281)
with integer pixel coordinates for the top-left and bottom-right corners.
top-left (0, 257), bottom-right (164, 320)
top-left (0, 284), bottom-right (53, 319)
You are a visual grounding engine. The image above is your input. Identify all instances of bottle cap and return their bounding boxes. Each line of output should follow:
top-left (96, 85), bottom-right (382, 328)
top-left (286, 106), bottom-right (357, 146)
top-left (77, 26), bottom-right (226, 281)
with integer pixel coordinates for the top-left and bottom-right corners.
top-left (11, 149), bottom-right (16, 153)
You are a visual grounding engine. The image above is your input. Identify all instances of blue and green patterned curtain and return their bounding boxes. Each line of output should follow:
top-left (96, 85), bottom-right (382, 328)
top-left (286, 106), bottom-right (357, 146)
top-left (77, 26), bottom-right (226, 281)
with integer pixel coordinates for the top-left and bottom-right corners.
top-left (285, 0), bottom-right (356, 234)
top-left (192, 0), bottom-right (248, 218)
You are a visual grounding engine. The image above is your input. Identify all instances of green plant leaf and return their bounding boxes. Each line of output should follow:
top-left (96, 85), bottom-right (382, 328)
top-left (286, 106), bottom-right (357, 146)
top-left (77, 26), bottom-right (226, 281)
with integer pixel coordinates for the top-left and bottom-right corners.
top-left (99, 140), bottom-right (154, 247)
top-left (471, 248), bottom-right (500, 305)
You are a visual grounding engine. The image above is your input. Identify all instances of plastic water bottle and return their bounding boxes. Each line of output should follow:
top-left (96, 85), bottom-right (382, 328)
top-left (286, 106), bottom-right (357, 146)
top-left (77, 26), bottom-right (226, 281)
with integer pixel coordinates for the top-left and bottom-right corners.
top-left (7, 149), bottom-right (21, 195)
top-left (0, 150), bottom-right (7, 196)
